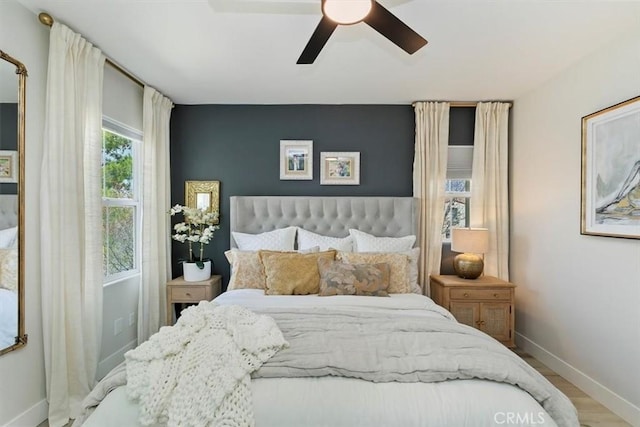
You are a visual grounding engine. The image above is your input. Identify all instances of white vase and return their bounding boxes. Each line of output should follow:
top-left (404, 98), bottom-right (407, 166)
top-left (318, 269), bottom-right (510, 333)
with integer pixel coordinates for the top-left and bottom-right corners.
top-left (183, 260), bottom-right (212, 282)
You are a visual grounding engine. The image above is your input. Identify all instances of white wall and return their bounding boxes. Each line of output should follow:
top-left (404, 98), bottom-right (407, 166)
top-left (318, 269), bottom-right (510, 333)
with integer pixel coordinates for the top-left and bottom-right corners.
top-left (98, 277), bottom-right (139, 380)
top-left (0, 1), bottom-right (49, 426)
top-left (511, 25), bottom-right (640, 425)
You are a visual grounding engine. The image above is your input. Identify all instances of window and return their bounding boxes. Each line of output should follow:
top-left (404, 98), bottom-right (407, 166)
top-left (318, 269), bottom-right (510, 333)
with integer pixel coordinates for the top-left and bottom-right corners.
top-left (102, 118), bottom-right (141, 282)
top-left (442, 146), bottom-right (473, 241)
top-left (442, 179), bottom-right (471, 241)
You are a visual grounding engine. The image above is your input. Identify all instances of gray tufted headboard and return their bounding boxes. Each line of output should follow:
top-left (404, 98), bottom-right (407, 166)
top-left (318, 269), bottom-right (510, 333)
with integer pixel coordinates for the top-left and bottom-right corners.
top-left (229, 196), bottom-right (418, 248)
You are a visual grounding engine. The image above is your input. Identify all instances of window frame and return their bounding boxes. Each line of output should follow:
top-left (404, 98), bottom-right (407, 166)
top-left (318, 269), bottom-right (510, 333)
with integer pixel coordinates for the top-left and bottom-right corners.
top-left (102, 117), bottom-right (142, 285)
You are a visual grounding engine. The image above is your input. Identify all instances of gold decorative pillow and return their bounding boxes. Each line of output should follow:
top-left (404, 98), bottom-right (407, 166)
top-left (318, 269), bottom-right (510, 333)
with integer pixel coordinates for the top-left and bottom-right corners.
top-left (259, 250), bottom-right (337, 295)
top-left (225, 249), bottom-right (266, 290)
top-left (317, 258), bottom-right (390, 297)
top-left (337, 251), bottom-right (411, 293)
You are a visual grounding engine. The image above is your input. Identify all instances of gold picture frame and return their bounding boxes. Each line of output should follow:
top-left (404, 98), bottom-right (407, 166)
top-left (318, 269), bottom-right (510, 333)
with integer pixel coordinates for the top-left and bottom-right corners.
top-left (581, 95), bottom-right (640, 239)
top-left (185, 180), bottom-right (220, 224)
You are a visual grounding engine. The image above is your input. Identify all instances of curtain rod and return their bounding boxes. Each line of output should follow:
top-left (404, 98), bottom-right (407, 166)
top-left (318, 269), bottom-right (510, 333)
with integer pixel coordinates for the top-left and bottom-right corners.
top-left (38, 12), bottom-right (145, 89)
top-left (412, 101), bottom-right (512, 107)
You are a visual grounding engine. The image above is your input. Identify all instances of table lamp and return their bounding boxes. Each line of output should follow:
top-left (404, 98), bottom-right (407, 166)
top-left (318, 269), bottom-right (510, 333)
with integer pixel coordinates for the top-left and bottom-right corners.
top-left (451, 228), bottom-right (489, 279)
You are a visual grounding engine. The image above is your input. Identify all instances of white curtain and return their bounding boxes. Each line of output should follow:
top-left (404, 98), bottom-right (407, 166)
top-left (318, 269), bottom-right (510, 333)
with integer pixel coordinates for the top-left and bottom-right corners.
top-left (413, 102), bottom-right (450, 295)
top-left (40, 22), bottom-right (105, 427)
top-left (138, 86), bottom-right (173, 343)
top-left (470, 102), bottom-right (510, 279)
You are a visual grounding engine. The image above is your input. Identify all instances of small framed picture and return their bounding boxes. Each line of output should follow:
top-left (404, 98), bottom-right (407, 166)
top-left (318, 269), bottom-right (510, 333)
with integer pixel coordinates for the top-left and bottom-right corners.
top-left (0, 151), bottom-right (17, 183)
top-left (320, 152), bottom-right (360, 185)
top-left (185, 180), bottom-right (221, 224)
top-left (280, 140), bottom-right (313, 180)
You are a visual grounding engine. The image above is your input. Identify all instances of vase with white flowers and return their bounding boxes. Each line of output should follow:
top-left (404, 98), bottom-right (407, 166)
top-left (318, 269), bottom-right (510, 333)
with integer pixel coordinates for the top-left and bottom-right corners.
top-left (170, 204), bottom-right (220, 282)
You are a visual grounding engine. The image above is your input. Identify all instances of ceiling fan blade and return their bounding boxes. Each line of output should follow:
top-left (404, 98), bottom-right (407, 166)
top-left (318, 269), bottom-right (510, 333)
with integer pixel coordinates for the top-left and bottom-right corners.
top-left (364, 1), bottom-right (427, 54)
top-left (297, 16), bottom-right (338, 64)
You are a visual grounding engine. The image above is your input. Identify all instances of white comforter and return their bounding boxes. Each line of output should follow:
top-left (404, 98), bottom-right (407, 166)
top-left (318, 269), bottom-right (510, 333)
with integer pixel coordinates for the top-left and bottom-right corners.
top-left (83, 290), bottom-right (578, 427)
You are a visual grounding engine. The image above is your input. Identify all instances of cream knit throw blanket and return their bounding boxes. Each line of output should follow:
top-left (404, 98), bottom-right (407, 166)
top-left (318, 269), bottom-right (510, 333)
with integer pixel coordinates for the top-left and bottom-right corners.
top-left (125, 301), bottom-right (288, 427)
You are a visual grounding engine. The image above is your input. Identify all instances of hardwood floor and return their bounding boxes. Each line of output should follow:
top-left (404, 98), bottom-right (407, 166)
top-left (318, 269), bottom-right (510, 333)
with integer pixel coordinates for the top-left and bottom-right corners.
top-left (515, 349), bottom-right (631, 427)
top-left (37, 351), bottom-right (631, 427)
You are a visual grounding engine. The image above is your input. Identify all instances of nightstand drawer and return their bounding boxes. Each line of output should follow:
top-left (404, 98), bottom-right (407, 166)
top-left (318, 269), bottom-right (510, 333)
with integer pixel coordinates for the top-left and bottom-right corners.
top-left (450, 288), bottom-right (511, 301)
top-left (170, 286), bottom-right (207, 301)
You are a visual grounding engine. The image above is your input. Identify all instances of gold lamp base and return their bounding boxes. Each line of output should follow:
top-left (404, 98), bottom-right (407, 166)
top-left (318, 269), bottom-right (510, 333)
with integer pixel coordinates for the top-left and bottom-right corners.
top-left (453, 253), bottom-right (484, 279)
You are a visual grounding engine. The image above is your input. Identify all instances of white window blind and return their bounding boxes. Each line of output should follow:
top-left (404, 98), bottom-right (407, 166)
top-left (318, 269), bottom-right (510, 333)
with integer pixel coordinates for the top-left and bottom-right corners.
top-left (446, 146), bottom-right (473, 179)
top-left (103, 63), bottom-right (143, 132)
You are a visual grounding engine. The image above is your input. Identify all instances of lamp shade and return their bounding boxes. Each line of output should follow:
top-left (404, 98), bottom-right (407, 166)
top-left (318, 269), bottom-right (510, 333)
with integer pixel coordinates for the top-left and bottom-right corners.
top-left (322, 0), bottom-right (373, 24)
top-left (451, 228), bottom-right (489, 254)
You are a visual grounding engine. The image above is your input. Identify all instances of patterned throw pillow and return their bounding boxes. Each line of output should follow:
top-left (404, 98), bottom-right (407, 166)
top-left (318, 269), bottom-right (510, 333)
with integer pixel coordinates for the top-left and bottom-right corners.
top-left (225, 247), bottom-right (320, 290)
top-left (337, 251), bottom-right (412, 294)
top-left (317, 258), bottom-right (390, 297)
top-left (259, 250), bottom-right (337, 295)
top-left (403, 247), bottom-right (421, 294)
top-left (224, 249), bottom-right (266, 290)
top-left (349, 229), bottom-right (416, 252)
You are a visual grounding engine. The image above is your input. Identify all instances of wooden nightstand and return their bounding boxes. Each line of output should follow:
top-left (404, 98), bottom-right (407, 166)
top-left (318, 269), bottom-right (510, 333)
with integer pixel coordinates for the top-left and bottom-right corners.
top-left (166, 275), bottom-right (222, 325)
top-left (430, 274), bottom-right (516, 348)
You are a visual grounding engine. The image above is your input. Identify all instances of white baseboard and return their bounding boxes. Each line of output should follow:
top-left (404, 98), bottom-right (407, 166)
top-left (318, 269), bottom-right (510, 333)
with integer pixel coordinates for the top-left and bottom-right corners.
top-left (96, 339), bottom-right (137, 380)
top-left (516, 332), bottom-right (640, 426)
top-left (2, 399), bottom-right (48, 427)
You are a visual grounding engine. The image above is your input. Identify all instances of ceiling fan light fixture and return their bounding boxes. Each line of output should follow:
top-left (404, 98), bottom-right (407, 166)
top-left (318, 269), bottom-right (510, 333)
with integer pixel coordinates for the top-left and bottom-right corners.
top-left (322, 0), bottom-right (373, 25)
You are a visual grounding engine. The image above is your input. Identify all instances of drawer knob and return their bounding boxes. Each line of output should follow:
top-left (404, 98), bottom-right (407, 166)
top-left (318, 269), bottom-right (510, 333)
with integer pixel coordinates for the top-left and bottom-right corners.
top-left (480, 320), bottom-right (486, 326)
top-left (463, 293), bottom-right (469, 298)
top-left (186, 293), bottom-right (191, 297)
top-left (493, 293), bottom-right (499, 298)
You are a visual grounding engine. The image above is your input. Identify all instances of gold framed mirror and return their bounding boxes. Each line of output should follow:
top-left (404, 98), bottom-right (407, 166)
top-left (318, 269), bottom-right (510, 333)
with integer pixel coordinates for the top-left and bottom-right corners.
top-left (185, 180), bottom-right (220, 224)
top-left (0, 50), bottom-right (26, 356)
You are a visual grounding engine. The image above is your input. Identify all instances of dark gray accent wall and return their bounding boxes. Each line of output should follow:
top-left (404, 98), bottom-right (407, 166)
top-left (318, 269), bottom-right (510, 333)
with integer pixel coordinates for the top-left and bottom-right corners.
top-left (0, 103), bottom-right (17, 195)
top-left (170, 104), bottom-right (415, 286)
top-left (0, 104), bottom-right (17, 148)
top-left (449, 107), bottom-right (475, 146)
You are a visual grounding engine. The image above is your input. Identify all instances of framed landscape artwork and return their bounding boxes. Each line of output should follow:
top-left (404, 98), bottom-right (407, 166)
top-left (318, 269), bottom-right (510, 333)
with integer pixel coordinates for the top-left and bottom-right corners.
top-left (320, 152), bottom-right (360, 185)
top-left (0, 151), bottom-right (17, 183)
top-left (581, 95), bottom-right (640, 239)
top-left (280, 140), bottom-right (313, 180)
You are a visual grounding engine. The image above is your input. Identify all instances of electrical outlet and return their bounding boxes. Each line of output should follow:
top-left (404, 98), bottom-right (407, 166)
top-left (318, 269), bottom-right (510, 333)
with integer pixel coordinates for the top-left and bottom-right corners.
top-left (114, 318), bottom-right (124, 335)
top-left (129, 312), bottom-right (135, 326)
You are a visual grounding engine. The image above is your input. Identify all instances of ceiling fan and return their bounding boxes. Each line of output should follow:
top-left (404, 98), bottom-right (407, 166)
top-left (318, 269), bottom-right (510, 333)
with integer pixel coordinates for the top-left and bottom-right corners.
top-left (297, 0), bottom-right (427, 64)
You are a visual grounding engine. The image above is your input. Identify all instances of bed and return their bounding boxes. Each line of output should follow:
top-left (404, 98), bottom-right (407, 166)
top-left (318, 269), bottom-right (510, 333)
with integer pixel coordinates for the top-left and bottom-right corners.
top-left (0, 194), bottom-right (18, 349)
top-left (79, 196), bottom-right (579, 427)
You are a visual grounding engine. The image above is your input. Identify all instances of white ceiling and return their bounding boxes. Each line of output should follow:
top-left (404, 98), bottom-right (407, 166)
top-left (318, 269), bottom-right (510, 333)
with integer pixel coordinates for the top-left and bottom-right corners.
top-left (15, 0), bottom-right (640, 105)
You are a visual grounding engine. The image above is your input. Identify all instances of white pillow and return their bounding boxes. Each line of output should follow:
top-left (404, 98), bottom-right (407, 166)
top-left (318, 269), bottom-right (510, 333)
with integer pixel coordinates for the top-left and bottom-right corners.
top-left (349, 229), bottom-right (416, 253)
top-left (297, 228), bottom-right (353, 252)
top-left (231, 226), bottom-right (297, 251)
top-left (0, 226), bottom-right (17, 249)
